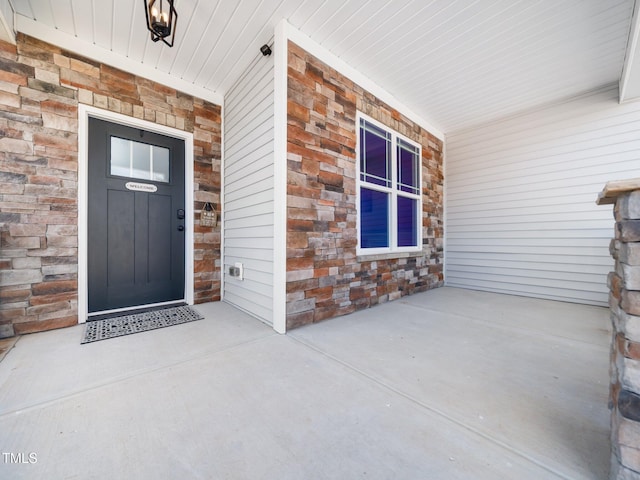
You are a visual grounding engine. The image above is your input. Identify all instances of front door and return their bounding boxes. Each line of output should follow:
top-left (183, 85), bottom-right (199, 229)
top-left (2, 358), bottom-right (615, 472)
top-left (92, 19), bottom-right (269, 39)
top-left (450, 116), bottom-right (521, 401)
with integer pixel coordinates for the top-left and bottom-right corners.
top-left (88, 117), bottom-right (186, 313)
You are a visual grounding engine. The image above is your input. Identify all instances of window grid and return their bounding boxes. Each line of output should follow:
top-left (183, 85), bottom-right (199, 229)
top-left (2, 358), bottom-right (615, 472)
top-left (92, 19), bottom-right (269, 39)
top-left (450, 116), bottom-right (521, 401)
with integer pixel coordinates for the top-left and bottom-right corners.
top-left (110, 136), bottom-right (170, 183)
top-left (397, 139), bottom-right (420, 195)
top-left (360, 122), bottom-right (391, 188)
top-left (357, 114), bottom-right (422, 255)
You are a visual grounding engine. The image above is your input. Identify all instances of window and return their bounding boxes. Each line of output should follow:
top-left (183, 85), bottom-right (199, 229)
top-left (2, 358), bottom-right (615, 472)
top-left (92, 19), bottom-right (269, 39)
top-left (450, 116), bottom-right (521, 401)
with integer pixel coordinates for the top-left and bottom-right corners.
top-left (110, 136), bottom-right (170, 182)
top-left (357, 114), bottom-right (421, 254)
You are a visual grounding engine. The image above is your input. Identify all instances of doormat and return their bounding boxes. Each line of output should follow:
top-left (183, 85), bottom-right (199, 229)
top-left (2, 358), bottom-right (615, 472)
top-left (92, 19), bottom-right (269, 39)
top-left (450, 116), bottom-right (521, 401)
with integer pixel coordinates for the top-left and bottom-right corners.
top-left (81, 306), bottom-right (203, 344)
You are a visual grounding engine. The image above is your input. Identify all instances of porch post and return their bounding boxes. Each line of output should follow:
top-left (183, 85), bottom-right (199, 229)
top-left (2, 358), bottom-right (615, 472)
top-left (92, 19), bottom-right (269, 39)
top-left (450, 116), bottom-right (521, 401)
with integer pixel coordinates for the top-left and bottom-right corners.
top-left (597, 178), bottom-right (640, 480)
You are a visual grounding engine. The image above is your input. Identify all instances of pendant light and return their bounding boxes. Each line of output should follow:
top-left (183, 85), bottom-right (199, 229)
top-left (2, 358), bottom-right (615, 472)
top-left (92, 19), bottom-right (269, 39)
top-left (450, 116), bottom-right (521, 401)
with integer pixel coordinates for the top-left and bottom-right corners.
top-left (144, 0), bottom-right (177, 47)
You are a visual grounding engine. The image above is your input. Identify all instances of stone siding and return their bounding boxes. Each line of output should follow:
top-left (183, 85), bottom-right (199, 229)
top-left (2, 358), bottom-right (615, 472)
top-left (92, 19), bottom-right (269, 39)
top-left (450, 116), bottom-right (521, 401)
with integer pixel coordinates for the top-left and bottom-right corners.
top-left (286, 41), bottom-right (444, 329)
top-left (0, 34), bottom-right (221, 337)
top-left (607, 189), bottom-right (640, 479)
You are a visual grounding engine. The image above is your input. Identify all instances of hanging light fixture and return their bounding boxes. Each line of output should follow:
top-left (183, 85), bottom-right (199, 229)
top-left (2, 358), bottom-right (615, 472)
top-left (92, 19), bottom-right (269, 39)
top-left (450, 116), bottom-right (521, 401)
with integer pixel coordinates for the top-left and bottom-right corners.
top-left (144, 0), bottom-right (178, 47)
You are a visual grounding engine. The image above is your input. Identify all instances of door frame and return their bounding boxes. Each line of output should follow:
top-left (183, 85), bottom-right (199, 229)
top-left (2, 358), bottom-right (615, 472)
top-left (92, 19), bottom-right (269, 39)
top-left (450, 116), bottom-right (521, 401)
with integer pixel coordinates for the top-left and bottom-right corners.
top-left (77, 104), bottom-right (195, 323)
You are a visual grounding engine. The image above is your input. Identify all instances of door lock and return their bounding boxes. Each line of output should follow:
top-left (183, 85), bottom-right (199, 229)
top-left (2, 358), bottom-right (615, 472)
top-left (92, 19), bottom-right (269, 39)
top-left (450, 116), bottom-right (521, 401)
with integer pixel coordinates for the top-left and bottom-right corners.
top-left (177, 209), bottom-right (185, 219)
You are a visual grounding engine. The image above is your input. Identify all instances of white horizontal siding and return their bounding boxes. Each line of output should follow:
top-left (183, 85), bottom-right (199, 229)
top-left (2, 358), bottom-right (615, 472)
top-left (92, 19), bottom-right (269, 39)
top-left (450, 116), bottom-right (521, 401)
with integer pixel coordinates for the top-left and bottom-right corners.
top-left (223, 47), bottom-right (275, 325)
top-left (445, 86), bottom-right (640, 306)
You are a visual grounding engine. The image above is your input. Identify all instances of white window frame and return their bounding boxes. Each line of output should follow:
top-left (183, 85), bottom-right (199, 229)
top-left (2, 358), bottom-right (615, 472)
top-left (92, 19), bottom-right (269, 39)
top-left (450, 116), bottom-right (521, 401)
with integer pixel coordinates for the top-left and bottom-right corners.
top-left (356, 112), bottom-right (423, 256)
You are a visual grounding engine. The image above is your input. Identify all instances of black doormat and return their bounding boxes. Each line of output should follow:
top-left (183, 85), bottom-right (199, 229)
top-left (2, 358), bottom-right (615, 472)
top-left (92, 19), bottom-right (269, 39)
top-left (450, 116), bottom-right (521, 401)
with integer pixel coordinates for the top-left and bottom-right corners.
top-left (81, 306), bottom-right (204, 344)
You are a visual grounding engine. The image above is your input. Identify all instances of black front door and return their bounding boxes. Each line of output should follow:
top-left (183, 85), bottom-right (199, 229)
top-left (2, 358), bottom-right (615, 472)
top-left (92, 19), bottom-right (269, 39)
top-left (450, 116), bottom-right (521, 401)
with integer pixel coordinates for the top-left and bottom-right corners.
top-left (88, 117), bottom-right (185, 313)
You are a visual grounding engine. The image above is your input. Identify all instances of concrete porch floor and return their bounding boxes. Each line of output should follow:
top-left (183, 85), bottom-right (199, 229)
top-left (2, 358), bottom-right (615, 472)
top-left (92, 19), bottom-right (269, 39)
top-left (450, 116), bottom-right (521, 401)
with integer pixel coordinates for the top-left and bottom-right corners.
top-left (0, 287), bottom-right (610, 479)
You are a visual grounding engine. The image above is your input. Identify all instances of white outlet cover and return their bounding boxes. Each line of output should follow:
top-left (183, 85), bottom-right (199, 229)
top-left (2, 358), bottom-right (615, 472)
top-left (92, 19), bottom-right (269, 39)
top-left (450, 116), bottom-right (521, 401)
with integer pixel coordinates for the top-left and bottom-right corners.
top-left (234, 262), bottom-right (244, 281)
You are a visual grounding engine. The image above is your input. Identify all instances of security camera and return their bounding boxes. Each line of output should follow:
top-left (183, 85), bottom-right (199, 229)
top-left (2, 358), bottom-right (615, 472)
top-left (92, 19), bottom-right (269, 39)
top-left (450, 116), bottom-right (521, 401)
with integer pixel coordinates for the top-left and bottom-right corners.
top-left (260, 44), bottom-right (272, 56)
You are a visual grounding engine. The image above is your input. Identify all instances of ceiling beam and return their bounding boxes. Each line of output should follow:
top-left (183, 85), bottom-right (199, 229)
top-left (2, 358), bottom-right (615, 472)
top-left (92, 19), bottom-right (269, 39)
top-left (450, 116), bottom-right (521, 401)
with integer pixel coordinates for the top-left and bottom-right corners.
top-left (620, 0), bottom-right (640, 103)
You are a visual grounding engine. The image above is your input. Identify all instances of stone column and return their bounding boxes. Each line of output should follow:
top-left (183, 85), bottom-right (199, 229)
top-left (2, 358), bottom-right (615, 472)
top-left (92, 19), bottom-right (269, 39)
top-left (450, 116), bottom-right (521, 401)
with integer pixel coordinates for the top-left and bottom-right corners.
top-left (598, 179), bottom-right (640, 480)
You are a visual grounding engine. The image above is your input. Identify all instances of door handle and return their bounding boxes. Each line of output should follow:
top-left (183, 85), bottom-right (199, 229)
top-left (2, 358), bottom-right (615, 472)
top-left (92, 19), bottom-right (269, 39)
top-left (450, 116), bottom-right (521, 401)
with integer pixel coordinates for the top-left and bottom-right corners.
top-left (177, 225), bottom-right (184, 232)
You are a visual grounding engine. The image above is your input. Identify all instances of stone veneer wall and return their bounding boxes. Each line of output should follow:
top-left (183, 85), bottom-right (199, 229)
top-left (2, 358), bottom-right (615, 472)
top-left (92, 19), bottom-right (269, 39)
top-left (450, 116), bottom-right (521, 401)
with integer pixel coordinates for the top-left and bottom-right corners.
top-left (600, 183), bottom-right (640, 479)
top-left (286, 41), bottom-right (444, 329)
top-left (0, 34), bottom-right (221, 337)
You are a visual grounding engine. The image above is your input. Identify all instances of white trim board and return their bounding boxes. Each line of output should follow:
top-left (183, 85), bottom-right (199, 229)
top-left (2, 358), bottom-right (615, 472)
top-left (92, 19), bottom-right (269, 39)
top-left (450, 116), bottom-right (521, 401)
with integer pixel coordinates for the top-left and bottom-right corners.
top-left (219, 102), bottom-right (226, 302)
top-left (77, 104), bottom-right (195, 323)
top-left (620, 0), bottom-right (640, 103)
top-left (271, 20), bottom-right (288, 334)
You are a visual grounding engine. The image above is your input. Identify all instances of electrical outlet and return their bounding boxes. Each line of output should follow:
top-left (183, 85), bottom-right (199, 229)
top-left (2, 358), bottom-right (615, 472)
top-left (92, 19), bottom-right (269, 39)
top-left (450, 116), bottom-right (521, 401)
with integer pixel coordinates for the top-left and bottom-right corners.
top-left (228, 263), bottom-right (244, 280)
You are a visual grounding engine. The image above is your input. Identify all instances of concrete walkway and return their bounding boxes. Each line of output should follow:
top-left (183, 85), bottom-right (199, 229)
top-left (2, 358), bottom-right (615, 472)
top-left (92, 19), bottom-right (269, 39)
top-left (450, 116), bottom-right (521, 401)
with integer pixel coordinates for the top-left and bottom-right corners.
top-left (0, 287), bottom-right (610, 479)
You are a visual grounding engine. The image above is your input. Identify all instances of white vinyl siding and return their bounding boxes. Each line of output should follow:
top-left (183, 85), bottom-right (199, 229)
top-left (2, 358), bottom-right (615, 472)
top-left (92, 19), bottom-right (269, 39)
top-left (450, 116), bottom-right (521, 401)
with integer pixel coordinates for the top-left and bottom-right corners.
top-left (445, 85), bottom-right (640, 306)
top-left (223, 48), bottom-right (274, 324)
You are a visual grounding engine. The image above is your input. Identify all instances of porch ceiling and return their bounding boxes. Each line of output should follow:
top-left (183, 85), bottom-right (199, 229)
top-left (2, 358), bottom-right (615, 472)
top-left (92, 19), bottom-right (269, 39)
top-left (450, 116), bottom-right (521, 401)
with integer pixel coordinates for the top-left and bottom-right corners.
top-left (6, 0), bottom-right (637, 132)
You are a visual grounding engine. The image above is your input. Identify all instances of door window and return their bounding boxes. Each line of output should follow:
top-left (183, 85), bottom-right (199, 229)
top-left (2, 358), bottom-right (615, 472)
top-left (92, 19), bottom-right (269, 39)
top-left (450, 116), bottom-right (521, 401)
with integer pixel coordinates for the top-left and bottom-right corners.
top-left (110, 136), bottom-right (170, 182)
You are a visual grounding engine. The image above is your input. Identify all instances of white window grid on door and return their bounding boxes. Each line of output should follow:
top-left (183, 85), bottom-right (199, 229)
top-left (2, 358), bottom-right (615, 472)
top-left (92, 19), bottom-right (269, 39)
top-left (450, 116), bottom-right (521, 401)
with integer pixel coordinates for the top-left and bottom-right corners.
top-left (110, 136), bottom-right (170, 183)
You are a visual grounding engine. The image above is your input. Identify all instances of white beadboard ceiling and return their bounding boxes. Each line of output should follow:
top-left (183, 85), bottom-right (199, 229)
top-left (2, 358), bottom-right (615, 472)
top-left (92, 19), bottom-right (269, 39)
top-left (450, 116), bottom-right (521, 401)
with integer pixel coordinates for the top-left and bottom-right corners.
top-left (4, 0), bottom-right (637, 132)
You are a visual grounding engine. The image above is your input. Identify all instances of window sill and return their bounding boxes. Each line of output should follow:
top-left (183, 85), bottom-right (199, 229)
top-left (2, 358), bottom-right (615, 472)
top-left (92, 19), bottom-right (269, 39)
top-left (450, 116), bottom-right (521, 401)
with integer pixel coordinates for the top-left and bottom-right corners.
top-left (356, 250), bottom-right (425, 262)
